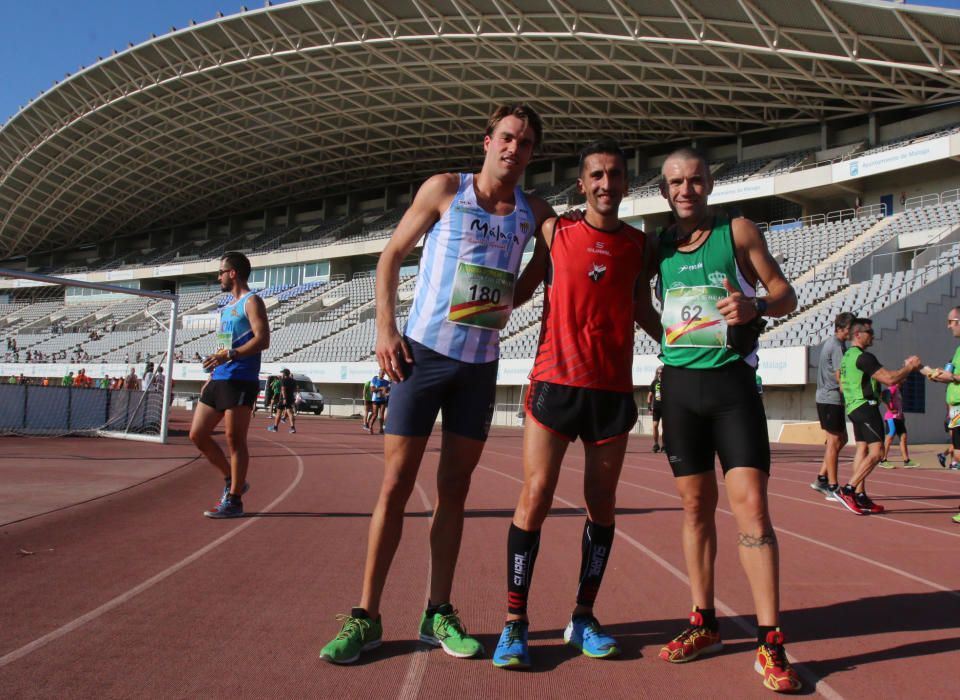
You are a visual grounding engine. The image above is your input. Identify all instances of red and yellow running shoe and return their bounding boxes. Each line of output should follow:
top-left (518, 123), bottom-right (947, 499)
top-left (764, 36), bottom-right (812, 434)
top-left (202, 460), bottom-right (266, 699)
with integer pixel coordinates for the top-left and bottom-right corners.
top-left (755, 630), bottom-right (802, 693)
top-left (658, 610), bottom-right (722, 663)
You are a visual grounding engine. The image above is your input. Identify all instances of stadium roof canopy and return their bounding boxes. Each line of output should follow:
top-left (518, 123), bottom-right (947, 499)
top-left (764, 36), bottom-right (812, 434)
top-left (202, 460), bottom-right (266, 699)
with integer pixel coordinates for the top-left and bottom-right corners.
top-left (3, 0), bottom-right (960, 257)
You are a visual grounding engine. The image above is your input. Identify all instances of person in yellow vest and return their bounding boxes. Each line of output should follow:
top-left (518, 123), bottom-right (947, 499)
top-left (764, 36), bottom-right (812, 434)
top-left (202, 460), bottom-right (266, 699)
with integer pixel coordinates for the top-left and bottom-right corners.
top-left (835, 318), bottom-right (919, 515)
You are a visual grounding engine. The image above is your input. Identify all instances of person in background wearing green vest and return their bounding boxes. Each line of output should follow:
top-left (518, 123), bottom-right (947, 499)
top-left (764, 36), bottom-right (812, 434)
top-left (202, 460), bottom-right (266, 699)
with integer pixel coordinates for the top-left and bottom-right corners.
top-left (836, 318), bottom-right (920, 516)
top-left (654, 147), bottom-right (802, 693)
top-left (920, 307), bottom-right (960, 499)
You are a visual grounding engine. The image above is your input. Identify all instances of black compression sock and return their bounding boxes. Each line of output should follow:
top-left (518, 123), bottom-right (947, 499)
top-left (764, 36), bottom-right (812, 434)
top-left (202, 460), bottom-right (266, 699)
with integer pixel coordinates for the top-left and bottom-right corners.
top-left (575, 519), bottom-right (615, 608)
top-left (507, 523), bottom-right (541, 616)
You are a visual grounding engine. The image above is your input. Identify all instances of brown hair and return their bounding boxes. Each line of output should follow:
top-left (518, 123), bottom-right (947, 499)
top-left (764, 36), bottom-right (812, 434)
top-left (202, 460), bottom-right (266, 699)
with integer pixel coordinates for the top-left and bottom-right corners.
top-left (485, 103), bottom-right (543, 147)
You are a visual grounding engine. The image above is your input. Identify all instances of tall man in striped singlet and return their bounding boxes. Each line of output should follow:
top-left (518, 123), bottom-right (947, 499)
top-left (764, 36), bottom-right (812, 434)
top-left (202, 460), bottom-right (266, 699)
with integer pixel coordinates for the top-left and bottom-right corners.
top-left (654, 149), bottom-right (803, 693)
top-left (189, 252), bottom-right (270, 519)
top-left (320, 104), bottom-right (555, 664)
top-left (492, 139), bottom-right (662, 669)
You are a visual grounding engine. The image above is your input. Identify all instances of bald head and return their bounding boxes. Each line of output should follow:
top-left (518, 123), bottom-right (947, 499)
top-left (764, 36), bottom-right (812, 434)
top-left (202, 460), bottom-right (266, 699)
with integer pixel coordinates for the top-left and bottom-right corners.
top-left (659, 147), bottom-right (713, 222)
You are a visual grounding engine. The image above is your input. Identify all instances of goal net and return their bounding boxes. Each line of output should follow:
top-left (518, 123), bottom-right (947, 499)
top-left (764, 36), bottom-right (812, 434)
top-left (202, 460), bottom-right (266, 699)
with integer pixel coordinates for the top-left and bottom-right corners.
top-left (0, 269), bottom-right (178, 443)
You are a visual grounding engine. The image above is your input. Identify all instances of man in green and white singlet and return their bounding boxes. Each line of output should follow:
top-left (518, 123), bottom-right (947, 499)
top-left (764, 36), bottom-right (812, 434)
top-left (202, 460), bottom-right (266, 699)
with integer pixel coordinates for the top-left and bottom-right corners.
top-left (653, 148), bottom-right (803, 693)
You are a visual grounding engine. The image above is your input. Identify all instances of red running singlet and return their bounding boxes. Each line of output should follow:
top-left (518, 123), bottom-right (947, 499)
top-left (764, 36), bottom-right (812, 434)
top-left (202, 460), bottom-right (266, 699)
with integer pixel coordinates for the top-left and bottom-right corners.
top-left (530, 217), bottom-right (646, 391)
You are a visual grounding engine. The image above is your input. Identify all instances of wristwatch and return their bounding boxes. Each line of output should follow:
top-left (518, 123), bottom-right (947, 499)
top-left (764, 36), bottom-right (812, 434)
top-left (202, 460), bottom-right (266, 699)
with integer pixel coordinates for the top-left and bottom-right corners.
top-left (227, 349), bottom-right (238, 361)
top-left (752, 297), bottom-right (768, 316)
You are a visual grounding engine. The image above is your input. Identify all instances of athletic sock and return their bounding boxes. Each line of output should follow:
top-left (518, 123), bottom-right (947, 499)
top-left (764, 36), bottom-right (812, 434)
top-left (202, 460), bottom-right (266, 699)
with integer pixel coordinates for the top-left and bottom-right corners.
top-left (425, 603), bottom-right (441, 617)
top-left (227, 494), bottom-right (242, 506)
top-left (696, 606), bottom-right (719, 632)
top-left (757, 625), bottom-right (778, 645)
top-left (816, 474), bottom-right (828, 484)
top-left (507, 523), bottom-right (541, 616)
top-left (575, 519), bottom-right (615, 608)
top-left (827, 483), bottom-right (838, 492)
top-left (351, 607), bottom-right (370, 619)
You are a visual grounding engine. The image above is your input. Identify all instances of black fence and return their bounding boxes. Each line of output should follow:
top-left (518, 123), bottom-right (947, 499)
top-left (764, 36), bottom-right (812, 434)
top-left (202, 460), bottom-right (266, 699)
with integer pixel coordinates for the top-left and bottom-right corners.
top-left (0, 384), bottom-right (163, 436)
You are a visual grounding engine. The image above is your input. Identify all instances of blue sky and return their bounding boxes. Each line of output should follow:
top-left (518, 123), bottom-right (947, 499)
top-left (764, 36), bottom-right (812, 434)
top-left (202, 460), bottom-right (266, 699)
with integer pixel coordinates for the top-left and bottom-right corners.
top-left (2, 0), bottom-right (960, 125)
top-left (0, 1), bottom-right (296, 124)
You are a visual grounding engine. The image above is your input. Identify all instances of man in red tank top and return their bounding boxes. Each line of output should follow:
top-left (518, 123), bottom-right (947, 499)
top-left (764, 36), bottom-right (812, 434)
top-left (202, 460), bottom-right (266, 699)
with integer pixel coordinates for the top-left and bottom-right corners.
top-left (492, 139), bottom-right (662, 669)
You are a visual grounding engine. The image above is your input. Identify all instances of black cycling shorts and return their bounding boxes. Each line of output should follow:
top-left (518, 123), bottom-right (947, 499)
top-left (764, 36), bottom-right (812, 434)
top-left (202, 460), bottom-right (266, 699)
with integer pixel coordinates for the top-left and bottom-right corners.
top-left (200, 379), bottom-right (259, 412)
top-left (816, 402), bottom-right (846, 434)
top-left (526, 381), bottom-right (637, 445)
top-left (660, 362), bottom-right (770, 477)
top-left (848, 404), bottom-right (885, 445)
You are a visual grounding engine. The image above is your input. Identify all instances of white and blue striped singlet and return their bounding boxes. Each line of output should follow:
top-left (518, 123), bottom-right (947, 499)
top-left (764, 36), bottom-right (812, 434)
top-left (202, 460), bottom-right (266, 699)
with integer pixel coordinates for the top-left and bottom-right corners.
top-left (404, 173), bottom-right (536, 363)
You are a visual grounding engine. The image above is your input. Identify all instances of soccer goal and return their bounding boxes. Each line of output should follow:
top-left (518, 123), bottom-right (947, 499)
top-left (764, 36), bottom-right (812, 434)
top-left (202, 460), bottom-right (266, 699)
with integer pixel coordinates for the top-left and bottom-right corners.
top-left (0, 268), bottom-right (178, 444)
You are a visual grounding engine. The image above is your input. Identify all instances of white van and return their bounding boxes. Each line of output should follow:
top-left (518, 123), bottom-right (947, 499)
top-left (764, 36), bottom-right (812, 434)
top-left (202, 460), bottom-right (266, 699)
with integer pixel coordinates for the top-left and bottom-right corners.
top-left (257, 373), bottom-right (324, 414)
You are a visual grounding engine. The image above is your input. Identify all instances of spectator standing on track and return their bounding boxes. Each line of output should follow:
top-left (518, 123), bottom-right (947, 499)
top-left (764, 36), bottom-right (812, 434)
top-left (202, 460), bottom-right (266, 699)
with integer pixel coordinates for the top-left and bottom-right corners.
top-left (125, 368), bottom-right (141, 391)
top-left (653, 147), bottom-right (802, 693)
top-left (648, 365), bottom-right (665, 453)
top-left (361, 378), bottom-right (374, 432)
top-left (491, 139), bottom-right (661, 669)
top-left (62, 371), bottom-right (73, 387)
top-left (268, 368), bottom-right (297, 434)
top-left (920, 307), bottom-right (960, 482)
top-left (812, 312), bottom-right (853, 498)
top-left (189, 252), bottom-right (270, 519)
top-left (878, 381), bottom-right (916, 468)
top-left (320, 103), bottom-right (555, 665)
top-left (269, 375), bottom-right (282, 419)
top-left (369, 369), bottom-right (390, 434)
top-left (835, 318), bottom-right (920, 515)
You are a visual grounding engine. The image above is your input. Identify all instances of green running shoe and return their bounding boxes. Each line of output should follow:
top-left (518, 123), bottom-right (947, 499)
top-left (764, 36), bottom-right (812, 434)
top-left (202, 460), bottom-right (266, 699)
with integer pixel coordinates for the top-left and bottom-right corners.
top-left (877, 460), bottom-right (895, 469)
top-left (419, 603), bottom-right (484, 658)
top-left (903, 459), bottom-right (918, 468)
top-left (319, 610), bottom-right (383, 664)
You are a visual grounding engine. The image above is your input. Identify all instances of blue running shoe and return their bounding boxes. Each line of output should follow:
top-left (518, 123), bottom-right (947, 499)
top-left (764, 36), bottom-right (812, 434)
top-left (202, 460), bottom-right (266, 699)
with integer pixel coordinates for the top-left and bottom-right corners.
top-left (203, 498), bottom-right (243, 519)
top-left (492, 620), bottom-right (530, 669)
top-left (564, 615), bottom-right (620, 658)
top-left (219, 481), bottom-right (250, 506)
top-left (938, 452), bottom-right (947, 468)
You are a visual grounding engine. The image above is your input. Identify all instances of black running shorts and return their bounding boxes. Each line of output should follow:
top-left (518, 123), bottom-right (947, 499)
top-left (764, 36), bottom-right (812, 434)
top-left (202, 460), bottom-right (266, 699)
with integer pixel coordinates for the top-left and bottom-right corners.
top-left (385, 338), bottom-right (497, 441)
top-left (200, 379), bottom-right (259, 412)
top-left (816, 402), bottom-right (846, 434)
top-left (848, 404), bottom-right (885, 444)
top-left (526, 381), bottom-right (637, 445)
top-left (660, 362), bottom-right (770, 477)
top-left (651, 402), bottom-right (663, 422)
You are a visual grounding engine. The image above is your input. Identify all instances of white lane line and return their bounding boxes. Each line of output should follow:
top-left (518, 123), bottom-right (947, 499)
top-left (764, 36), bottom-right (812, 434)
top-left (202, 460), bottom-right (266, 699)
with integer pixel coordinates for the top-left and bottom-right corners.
top-left (397, 479), bottom-right (435, 700)
top-left (338, 437), bottom-right (436, 700)
top-left (0, 435), bottom-right (305, 670)
top-left (620, 460), bottom-right (960, 539)
top-left (476, 454), bottom-right (845, 700)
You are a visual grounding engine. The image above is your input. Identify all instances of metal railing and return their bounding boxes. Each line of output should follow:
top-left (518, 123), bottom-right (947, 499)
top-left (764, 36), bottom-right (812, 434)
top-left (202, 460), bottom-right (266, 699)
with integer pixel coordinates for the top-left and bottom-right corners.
top-left (757, 203), bottom-right (885, 234)
top-left (904, 186), bottom-right (960, 210)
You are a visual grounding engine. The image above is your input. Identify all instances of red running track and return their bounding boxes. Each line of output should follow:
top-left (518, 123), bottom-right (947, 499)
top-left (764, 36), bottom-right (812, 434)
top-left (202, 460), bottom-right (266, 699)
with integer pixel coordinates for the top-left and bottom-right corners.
top-left (1, 410), bottom-right (959, 699)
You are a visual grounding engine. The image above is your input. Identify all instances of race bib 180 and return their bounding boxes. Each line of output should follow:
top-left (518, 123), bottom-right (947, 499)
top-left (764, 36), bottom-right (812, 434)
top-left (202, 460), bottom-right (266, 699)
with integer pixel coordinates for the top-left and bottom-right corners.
top-left (662, 286), bottom-right (727, 348)
top-left (447, 261), bottom-right (515, 330)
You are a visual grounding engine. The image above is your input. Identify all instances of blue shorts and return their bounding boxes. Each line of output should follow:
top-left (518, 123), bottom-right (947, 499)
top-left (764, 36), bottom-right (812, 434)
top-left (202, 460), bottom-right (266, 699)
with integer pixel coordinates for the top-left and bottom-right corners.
top-left (385, 337), bottom-right (497, 441)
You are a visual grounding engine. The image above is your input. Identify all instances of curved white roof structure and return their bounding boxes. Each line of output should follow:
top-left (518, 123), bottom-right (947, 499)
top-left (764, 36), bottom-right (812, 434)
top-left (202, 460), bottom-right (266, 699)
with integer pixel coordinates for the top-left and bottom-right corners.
top-left (2, 0), bottom-right (960, 256)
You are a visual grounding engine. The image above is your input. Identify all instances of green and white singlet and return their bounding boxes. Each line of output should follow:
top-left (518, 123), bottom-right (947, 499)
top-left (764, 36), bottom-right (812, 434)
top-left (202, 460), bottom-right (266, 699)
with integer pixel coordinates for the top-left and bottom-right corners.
top-left (657, 211), bottom-right (757, 369)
